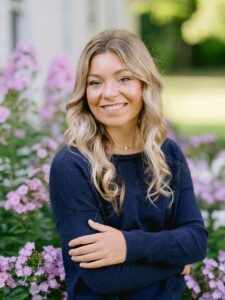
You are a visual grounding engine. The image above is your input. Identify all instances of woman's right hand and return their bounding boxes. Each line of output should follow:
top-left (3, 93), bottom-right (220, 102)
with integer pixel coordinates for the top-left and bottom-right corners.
top-left (181, 264), bottom-right (191, 275)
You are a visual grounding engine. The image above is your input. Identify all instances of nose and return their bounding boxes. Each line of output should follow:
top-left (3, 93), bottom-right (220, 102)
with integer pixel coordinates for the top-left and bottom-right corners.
top-left (102, 81), bottom-right (119, 99)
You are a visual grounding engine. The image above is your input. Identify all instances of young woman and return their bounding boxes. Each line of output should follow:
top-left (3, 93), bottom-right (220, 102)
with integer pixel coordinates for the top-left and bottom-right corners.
top-left (49, 29), bottom-right (207, 299)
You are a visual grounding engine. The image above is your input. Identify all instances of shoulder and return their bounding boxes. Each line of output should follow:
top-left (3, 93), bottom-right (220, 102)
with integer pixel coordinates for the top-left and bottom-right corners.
top-left (161, 138), bottom-right (187, 168)
top-left (51, 144), bottom-right (89, 166)
top-left (50, 144), bottom-right (91, 178)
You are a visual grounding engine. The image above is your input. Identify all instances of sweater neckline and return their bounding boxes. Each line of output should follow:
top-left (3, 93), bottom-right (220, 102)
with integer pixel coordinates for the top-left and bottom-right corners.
top-left (111, 151), bottom-right (144, 161)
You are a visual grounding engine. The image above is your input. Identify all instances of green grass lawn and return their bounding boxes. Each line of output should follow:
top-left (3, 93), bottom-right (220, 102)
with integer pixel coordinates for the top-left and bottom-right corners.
top-left (172, 123), bottom-right (225, 139)
top-left (162, 73), bottom-right (225, 139)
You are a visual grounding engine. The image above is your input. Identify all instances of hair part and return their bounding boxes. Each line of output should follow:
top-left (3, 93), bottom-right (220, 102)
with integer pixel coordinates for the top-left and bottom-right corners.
top-left (64, 29), bottom-right (173, 214)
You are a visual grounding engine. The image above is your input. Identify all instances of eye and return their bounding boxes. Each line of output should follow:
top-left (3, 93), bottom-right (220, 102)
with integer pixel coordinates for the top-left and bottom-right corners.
top-left (118, 76), bottom-right (131, 83)
top-left (88, 80), bottom-right (102, 86)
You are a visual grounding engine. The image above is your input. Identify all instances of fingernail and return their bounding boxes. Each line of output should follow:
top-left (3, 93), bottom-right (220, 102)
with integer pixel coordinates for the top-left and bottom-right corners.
top-left (88, 219), bottom-right (94, 224)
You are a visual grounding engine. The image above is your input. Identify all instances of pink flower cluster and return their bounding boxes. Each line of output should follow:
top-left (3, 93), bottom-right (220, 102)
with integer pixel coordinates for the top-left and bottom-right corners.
top-left (0, 242), bottom-right (66, 299)
top-left (185, 251), bottom-right (225, 299)
top-left (4, 178), bottom-right (48, 214)
top-left (188, 158), bottom-right (225, 205)
top-left (0, 43), bottom-right (39, 95)
top-left (32, 137), bottom-right (59, 159)
top-left (0, 106), bottom-right (10, 124)
top-left (185, 274), bottom-right (201, 298)
top-left (42, 55), bottom-right (74, 120)
top-left (42, 246), bottom-right (65, 287)
top-left (28, 163), bottom-right (50, 184)
top-left (188, 135), bottom-right (216, 148)
top-left (0, 256), bottom-right (16, 289)
top-left (27, 137), bottom-right (60, 183)
top-left (16, 242), bottom-right (35, 278)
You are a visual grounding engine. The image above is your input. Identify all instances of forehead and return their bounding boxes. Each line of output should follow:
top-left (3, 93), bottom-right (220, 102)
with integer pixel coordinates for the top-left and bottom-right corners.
top-left (88, 51), bottom-right (128, 75)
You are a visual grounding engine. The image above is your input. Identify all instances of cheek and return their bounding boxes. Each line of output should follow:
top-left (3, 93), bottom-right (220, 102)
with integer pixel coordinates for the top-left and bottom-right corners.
top-left (126, 81), bottom-right (142, 98)
top-left (128, 86), bottom-right (143, 105)
top-left (86, 89), bottom-right (99, 106)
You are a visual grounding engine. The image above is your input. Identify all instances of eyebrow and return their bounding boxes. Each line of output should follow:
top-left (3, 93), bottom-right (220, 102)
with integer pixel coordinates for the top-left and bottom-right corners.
top-left (87, 68), bottom-right (130, 78)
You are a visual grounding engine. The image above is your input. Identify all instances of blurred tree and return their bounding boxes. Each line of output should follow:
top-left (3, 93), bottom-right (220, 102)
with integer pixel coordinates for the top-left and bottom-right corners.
top-left (130, 0), bottom-right (225, 71)
top-left (130, 0), bottom-right (194, 25)
top-left (130, 0), bottom-right (195, 71)
top-left (182, 0), bottom-right (225, 44)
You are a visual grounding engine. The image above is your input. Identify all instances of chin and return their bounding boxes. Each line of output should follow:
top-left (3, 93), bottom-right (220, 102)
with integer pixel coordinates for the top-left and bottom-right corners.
top-left (99, 120), bottom-right (129, 128)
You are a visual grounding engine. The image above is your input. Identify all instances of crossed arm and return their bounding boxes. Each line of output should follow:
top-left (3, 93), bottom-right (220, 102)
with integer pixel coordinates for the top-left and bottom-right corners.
top-left (68, 218), bottom-right (191, 275)
top-left (57, 210), bottom-right (185, 294)
top-left (67, 159), bottom-right (207, 271)
top-left (50, 147), bottom-right (207, 294)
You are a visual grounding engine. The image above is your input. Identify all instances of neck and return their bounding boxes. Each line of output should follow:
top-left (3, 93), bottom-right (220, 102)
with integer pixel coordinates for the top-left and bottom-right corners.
top-left (106, 124), bottom-right (143, 154)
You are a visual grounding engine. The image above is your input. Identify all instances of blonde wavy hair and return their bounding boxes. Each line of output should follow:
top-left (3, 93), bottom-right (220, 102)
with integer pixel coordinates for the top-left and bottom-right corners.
top-left (64, 29), bottom-right (173, 214)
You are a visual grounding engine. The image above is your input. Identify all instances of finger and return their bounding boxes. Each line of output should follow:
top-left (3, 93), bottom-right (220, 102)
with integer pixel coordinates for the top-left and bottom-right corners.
top-left (88, 219), bottom-right (114, 232)
top-left (72, 251), bottom-right (103, 263)
top-left (80, 259), bottom-right (109, 269)
top-left (68, 233), bottom-right (101, 247)
top-left (181, 265), bottom-right (191, 275)
top-left (69, 243), bottom-right (99, 256)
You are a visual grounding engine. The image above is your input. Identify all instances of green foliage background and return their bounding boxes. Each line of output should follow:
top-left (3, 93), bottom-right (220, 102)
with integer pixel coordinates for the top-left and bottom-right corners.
top-left (130, 0), bottom-right (225, 72)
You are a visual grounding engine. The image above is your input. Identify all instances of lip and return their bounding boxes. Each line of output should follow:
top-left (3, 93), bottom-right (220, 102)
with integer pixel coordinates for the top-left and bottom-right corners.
top-left (100, 103), bottom-right (128, 112)
top-left (100, 103), bottom-right (128, 108)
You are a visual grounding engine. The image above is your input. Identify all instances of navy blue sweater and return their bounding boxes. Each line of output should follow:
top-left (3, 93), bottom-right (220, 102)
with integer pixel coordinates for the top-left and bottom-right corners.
top-left (49, 138), bottom-right (207, 300)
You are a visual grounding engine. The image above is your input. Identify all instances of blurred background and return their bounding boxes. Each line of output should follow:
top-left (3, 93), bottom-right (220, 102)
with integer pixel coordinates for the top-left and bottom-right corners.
top-left (0, 1), bottom-right (225, 299)
top-left (0, 0), bottom-right (224, 137)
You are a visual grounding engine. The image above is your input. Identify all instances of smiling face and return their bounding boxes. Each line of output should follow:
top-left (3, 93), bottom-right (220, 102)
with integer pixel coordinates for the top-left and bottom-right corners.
top-left (86, 51), bottom-right (143, 131)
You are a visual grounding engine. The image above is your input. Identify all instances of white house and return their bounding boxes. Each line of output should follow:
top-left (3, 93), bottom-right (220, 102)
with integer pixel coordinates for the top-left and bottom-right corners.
top-left (0, 0), bottom-right (139, 71)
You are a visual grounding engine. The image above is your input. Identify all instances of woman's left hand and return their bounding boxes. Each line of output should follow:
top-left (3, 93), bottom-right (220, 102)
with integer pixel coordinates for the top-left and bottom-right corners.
top-left (68, 219), bottom-right (127, 269)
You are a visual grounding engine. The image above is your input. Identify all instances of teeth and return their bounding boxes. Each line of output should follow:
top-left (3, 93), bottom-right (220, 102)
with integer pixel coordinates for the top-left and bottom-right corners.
top-left (104, 104), bottom-right (125, 111)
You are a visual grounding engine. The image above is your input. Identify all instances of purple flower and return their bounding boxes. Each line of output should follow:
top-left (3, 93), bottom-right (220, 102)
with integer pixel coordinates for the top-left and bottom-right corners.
top-left (48, 278), bottom-right (59, 289)
top-left (34, 267), bottom-right (45, 276)
top-left (219, 251), bottom-right (225, 263)
top-left (38, 281), bottom-right (48, 292)
top-left (28, 178), bottom-right (42, 190)
top-left (0, 43), bottom-right (39, 94)
top-left (32, 296), bottom-right (43, 300)
top-left (0, 272), bottom-right (9, 288)
top-left (17, 184), bottom-right (29, 195)
top-left (23, 266), bottom-right (32, 276)
top-left (18, 279), bottom-right (29, 286)
top-left (31, 143), bottom-right (41, 151)
top-left (42, 164), bottom-right (50, 175)
top-left (15, 129), bottom-right (26, 138)
top-left (30, 282), bottom-right (40, 295)
top-left (0, 106), bottom-right (10, 123)
top-left (189, 134), bottom-right (216, 148)
top-left (0, 256), bottom-right (16, 289)
top-left (185, 251), bottom-right (225, 299)
top-left (42, 246), bottom-right (66, 282)
top-left (42, 55), bottom-right (74, 120)
top-left (0, 243), bottom-right (66, 297)
top-left (37, 148), bottom-right (48, 159)
top-left (4, 191), bottom-right (20, 208)
top-left (28, 167), bottom-right (41, 178)
top-left (211, 290), bottom-right (222, 299)
top-left (209, 280), bottom-right (217, 288)
top-left (185, 274), bottom-right (201, 298)
top-left (5, 179), bottom-right (48, 214)
top-left (219, 263), bottom-right (225, 273)
top-left (187, 157), bottom-right (225, 206)
top-left (0, 85), bottom-right (8, 98)
top-left (6, 275), bottom-right (16, 288)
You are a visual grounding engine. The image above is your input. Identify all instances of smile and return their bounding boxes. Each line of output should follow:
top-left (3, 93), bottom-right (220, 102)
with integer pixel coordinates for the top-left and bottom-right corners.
top-left (101, 103), bottom-right (127, 112)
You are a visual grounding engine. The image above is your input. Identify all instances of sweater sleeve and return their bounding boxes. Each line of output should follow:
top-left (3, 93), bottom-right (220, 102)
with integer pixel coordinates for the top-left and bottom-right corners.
top-left (49, 146), bottom-right (183, 294)
top-left (122, 140), bottom-right (208, 266)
